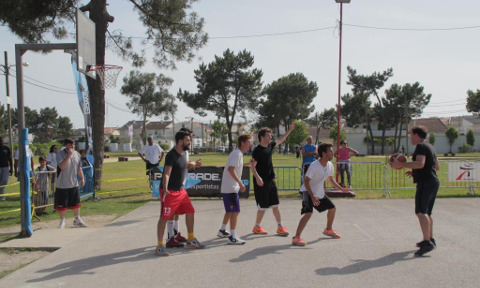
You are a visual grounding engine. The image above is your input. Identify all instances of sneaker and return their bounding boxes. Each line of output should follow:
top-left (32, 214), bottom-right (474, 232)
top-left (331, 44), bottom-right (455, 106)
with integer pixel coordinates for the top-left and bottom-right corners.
top-left (217, 229), bottom-right (230, 238)
top-left (416, 238), bottom-right (436, 248)
top-left (175, 232), bottom-right (187, 243)
top-left (228, 235), bottom-right (246, 245)
top-left (414, 240), bottom-right (435, 257)
top-left (252, 226), bottom-right (268, 234)
top-left (323, 229), bottom-right (341, 238)
top-left (58, 220), bottom-right (65, 229)
top-left (186, 238), bottom-right (205, 249)
top-left (276, 226), bottom-right (289, 236)
top-left (155, 245), bottom-right (169, 257)
top-left (73, 218), bottom-right (88, 228)
top-left (292, 236), bottom-right (307, 246)
top-left (166, 236), bottom-right (184, 248)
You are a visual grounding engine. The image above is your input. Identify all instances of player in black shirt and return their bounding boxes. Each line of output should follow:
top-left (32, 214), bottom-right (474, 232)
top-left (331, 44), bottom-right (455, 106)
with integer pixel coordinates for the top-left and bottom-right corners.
top-left (390, 126), bottom-right (440, 256)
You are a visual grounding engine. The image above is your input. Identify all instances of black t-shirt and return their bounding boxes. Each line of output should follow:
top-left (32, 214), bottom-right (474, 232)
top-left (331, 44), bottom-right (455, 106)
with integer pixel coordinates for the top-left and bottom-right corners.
top-left (412, 142), bottom-right (437, 183)
top-left (252, 142), bottom-right (276, 183)
top-left (163, 148), bottom-right (187, 191)
top-left (0, 146), bottom-right (11, 168)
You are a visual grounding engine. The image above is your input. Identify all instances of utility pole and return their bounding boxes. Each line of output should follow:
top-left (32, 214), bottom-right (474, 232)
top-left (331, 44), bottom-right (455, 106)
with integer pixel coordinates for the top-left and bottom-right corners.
top-left (3, 51), bottom-right (14, 167)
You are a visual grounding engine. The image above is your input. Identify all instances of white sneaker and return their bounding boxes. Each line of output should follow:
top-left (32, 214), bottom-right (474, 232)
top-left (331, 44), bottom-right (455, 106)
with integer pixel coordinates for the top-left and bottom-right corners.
top-left (58, 220), bottom-right (65, 229)
top-left (73, 218), bottom-right (88, 228)
top-left (217, 229), bottom-right (230, 238)
top-left (228, 235), bottom-right (246, 245)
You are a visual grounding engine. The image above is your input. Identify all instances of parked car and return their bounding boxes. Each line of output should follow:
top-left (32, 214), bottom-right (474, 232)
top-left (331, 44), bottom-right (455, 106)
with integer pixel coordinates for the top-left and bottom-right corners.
top-left (216, 146), bottom-right (227, 152)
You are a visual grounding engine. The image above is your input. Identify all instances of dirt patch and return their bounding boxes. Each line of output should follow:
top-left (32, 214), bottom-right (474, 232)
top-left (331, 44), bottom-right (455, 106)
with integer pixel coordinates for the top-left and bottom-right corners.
top-left (0, 214), bottom-right (118, 278)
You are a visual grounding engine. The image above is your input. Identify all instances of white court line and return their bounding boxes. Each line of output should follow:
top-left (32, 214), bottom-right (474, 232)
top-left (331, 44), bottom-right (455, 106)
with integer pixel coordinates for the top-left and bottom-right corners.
top-left (353, 223), bottom-right (375, 241)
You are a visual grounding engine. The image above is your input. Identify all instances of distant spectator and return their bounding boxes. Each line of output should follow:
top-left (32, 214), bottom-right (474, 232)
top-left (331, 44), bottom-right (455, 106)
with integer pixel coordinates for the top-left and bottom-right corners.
top-left (0, 137), bottom-right (13, 201)
top-left (334, 140), bottom-right (359, 188)
top-left (33, 156), bottom-right (56, 215)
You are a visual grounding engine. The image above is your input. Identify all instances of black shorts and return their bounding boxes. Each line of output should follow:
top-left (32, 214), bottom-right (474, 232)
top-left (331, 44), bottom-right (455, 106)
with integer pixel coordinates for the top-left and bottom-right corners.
top-left (254, 180), bottom-right (279, 209)
top-left (54, 187), bottom-right (81, 211)
top-left (300, 192), bottom-right (335, 214)
top-left (415, 178), bottom-right (439, 215)
top-left (146, 162), bottom-right (159, 172)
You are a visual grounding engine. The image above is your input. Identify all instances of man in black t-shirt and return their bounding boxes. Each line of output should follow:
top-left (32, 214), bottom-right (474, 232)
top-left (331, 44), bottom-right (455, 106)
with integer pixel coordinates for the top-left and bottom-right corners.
top-left (155, 131), bottom-right (204, 256)
top-left (0, 137), bottom-right (13, 201)
top-left (391, 126), bottom-right (439, 257)
top-left (251, 123), bottom-right (295, 236)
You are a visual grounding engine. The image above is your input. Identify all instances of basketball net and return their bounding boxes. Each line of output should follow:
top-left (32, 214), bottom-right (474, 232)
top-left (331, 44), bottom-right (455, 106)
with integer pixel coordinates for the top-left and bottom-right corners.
top-left (87, 64), bottom-right (123, 90)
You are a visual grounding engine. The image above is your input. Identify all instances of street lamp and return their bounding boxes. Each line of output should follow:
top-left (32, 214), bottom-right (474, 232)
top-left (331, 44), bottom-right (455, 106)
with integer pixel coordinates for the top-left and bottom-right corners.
top-left (1, 51), bottom-right (29, 167)
top-left (335, 0), bottom-right (351, 156)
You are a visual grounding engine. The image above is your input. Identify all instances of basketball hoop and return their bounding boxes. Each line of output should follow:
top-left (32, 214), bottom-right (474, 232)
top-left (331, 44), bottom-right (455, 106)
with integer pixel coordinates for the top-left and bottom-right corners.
top-left (87, 64), bottom-right (123, 90)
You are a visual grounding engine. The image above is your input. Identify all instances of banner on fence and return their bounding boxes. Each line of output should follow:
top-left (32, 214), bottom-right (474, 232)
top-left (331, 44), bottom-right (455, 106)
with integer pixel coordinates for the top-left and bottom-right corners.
top-left (151, 166), bottom-right (250, 199)
top-left (448, 161), bottom-right (480, 182)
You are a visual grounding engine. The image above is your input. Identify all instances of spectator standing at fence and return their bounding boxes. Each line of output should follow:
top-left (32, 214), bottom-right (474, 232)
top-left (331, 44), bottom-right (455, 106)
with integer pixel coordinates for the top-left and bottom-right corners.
top-left (250, 123), bottom-right (295, 236)
top-left (334, 140), bottom-right (358, 188)
top-left (301, 136), bottom-right (317, 166)
top-left (47, 145), bottom-right (58, 194)
top-left (155, 131), bottom-right (204, 256)
top-left (138, 136), bottom-right (165, 172)
top-left (55, 138), bottom-right (87, 229)
top-left (33, 156), bottom-right (56, 215)
top-left (217, 134), bottom-right (253, 245)
top-left (390, 126), bottom-right (440, 257)
top-left (0, 137), bottom-right (12, 201)
top-left (292, 142), bottom-right (350, 246)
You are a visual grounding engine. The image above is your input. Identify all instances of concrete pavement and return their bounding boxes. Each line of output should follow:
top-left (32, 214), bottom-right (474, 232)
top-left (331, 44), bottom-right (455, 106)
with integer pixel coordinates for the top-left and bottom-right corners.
top-left (1, 198), bottom-right (479, 288)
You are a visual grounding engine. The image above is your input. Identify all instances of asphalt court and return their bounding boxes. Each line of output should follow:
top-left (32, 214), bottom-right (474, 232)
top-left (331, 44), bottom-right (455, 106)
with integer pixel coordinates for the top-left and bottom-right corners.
top-left (1, 198), bottom-right (479, 288)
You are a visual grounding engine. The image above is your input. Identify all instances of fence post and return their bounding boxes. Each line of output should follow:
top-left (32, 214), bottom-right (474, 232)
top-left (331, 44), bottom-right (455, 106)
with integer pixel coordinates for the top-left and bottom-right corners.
top-left (383, 165), bottom-right (391, 198)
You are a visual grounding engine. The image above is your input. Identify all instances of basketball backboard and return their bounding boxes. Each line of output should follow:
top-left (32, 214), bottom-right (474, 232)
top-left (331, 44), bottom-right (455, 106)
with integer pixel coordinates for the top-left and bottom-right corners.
top-left (76, 8), bottom-right (96, 79)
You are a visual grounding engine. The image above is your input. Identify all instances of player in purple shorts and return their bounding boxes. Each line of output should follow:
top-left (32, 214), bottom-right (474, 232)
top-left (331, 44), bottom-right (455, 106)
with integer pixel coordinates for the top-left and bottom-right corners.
top-left (218, 134), bottom-right (255, 245)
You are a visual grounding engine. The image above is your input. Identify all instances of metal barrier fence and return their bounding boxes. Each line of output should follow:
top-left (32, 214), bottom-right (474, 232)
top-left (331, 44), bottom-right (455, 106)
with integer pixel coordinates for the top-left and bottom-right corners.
top-left (274, 160), bottom-right (478, 197)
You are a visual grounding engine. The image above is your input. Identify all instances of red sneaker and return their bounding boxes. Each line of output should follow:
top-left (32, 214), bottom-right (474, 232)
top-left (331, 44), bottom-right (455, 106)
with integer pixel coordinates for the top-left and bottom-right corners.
top-left (252, 226), bottom-right (268, 234)
top-left (166, 236), bottom-right (184, 248)
top-left (175, 232), bottom-right (187, 243)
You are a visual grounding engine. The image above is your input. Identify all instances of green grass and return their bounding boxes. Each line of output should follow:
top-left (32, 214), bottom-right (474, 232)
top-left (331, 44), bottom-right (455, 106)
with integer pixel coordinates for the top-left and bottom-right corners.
top-left (1, 151), bottom-right (479, 230)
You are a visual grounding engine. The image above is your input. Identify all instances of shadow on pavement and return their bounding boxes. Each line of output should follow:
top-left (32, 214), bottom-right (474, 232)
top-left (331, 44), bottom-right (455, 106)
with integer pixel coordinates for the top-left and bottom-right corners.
top-left (315, 250), bottom-right (416, 275)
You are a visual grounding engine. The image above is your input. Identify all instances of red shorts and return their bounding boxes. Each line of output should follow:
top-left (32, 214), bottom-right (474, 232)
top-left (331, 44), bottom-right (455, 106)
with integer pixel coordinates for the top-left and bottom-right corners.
top-left (160, 188), bottom-right (195, 219)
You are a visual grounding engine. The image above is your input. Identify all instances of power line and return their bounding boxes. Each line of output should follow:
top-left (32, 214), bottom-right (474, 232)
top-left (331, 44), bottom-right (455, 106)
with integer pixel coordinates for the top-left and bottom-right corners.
top-left (344, 23), bottom-right (480, 32)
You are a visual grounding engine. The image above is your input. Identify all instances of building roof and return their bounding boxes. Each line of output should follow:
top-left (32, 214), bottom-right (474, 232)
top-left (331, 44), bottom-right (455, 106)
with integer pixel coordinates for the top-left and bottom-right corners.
top-left (145, 121), bottom-right (171, 130)
top-left (104, 127), bottom-right (118, 135)
top-left (408, 118), bottom-right (448, 134)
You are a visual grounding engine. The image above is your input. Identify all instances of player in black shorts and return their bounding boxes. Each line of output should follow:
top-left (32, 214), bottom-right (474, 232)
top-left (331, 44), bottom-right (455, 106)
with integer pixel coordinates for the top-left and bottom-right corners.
top-left (391, 126), bottom-right (440, 256)
top-left (251, 124), bottom-right (295, 236)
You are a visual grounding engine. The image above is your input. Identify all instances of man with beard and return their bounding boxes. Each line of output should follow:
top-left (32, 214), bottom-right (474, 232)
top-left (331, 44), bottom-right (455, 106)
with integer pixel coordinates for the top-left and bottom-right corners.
top-left (155, 131), bottom-right (204, 256)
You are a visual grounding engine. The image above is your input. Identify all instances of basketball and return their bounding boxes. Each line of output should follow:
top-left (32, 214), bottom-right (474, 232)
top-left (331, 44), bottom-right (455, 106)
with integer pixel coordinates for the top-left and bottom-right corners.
top-left (389, 153), bottom-right (406, 169)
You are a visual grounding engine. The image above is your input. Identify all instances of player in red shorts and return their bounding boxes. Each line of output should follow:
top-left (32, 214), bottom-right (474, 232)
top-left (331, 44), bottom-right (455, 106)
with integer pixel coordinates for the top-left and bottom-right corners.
top-left (155, 131), bottom-right (205, 256)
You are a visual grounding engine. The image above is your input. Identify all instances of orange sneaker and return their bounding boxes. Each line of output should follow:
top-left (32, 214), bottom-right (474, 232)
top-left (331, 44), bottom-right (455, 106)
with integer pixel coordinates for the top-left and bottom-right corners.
top-left (276, 226), bottom-right (289, 236)
top-left (323, 229), bottom-right (341, 238)
top-left (292, 236), bottom-right (306, 246)
top-left (252, 226), bottom-right (268, 234)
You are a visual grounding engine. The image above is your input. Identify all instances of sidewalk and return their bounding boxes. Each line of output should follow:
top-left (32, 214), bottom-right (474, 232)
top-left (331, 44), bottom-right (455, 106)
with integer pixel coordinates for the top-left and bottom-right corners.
top-left (1, 198), bottom-right (479, 288)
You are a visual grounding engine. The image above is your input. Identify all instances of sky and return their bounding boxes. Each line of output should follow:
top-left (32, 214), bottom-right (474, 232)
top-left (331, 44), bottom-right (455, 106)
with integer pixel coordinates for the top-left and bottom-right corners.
top-left (1, 0), bottom-right (479, 129)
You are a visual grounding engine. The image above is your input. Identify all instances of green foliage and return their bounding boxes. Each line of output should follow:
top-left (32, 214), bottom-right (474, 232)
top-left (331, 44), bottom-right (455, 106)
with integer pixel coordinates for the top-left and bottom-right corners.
top-left (179, 49), bottom-right (263, 149)
top-left (429, 133), bottom-right (436, 145)
top-left (466, 89), bottom-right (480, 114)
top-left (445, 126), bottom-right (459, 153)
top-left (329, 124), bottom-right (346, 143)
top-left (466, 129), bottom-right (475, 146)
top-left (159, 143), bottom-right (170, 151)
top-left (210, 120), bottom-right (228, 148)
top-left (260, 73), bottom-right (318, 129)
top-left (287, 121), bottom-right (309, 146)
top-left (306, 109), bottom-right (336, 144)
top-left (458, 143), bottom-right (471, 153)
top-left (109, 135), bottom-right (120, 144)
top-left (121, 71), bottom-right (176, 145)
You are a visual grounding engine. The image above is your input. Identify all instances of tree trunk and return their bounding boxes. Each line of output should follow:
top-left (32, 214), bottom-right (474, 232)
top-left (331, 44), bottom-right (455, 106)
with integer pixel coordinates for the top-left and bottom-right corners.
top-left (142, 112), bottom-right (147, 145)
top-left (381, 128), bottom-right (386, 155)
top-left (87, 0), bottom-right (109, 190)
top-left (367, 122), bottom-right (375, 155)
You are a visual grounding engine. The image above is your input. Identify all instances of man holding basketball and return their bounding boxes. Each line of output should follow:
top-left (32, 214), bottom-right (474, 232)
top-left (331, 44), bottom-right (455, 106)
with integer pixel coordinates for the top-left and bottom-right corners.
top-left (390, 126), bottom-right (440, 257)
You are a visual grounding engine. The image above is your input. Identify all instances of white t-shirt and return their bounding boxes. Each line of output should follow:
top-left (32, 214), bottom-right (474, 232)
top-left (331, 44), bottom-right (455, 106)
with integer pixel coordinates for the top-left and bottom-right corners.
top-left (299, 160), bottom-right (334, 198)
top-left (220, 149), bottom-right (243, 194)
top-left (14, 148), bottom-right (34, 171)
top-left (139, 144), bottom-right (163, 165)
top-left (47, 152), bottom-right (57, 168)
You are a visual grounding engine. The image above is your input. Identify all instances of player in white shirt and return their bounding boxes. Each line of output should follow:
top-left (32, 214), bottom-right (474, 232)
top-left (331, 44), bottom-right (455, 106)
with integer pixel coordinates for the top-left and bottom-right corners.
top-left (292, 142), bottom-right (351, 246)
top-left (217, 134), bottom-right (254, 245)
